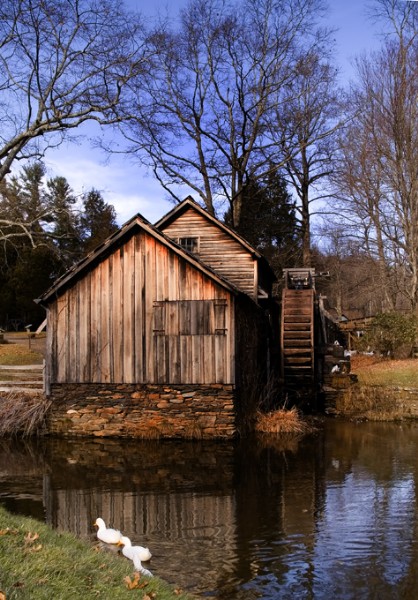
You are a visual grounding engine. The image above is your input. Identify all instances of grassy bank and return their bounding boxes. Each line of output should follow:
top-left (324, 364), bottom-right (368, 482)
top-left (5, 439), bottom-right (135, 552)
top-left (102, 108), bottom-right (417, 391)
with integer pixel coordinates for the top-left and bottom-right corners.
top-left (0, 505), bottom-right (194, 600)
top-left (351, 354), bottom-right (418, 387)
top-left (331, 354), bottom-right (418, 422)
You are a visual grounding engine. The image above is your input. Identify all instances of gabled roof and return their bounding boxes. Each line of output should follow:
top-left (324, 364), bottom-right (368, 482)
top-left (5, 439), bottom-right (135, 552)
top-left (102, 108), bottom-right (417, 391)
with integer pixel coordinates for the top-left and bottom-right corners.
top-left (155, 196), bottom-right (276, 282)
top-left (36, 210), bottom-right (242, 306)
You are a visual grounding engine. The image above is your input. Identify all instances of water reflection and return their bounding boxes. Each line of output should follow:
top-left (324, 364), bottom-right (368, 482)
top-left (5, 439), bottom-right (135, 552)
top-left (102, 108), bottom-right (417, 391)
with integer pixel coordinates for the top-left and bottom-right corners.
top-left (2, 421), bottom-right (418, 598)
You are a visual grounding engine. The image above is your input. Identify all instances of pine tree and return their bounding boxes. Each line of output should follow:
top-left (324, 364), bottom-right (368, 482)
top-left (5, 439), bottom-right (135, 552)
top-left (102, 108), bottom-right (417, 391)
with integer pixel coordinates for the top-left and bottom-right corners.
top-left (224, 171), bottom-right (302, 275)
top-left (45, 176), bottom-right (83, 269)
top-left (80, 189), bottom-right (118, 253)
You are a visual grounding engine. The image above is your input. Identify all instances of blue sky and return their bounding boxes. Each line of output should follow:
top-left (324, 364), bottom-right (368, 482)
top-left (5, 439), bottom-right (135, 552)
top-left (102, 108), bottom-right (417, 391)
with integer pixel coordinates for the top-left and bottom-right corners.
top-left (44, 0), bottom-right (383, 225)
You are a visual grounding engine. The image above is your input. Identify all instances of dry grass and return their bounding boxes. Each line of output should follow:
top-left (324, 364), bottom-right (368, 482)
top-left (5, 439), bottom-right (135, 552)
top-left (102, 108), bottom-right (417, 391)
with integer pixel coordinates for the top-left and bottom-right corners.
top-left (336, 385), bottom-right (406, 421)
top-left (0, 391), bottom-right (52, 436)
top-left (0, 333), bottom-right (45, 365)
top-left (254, 406), bottom-right (316, 435)
top-left (351, 353), bottom-right (418, 387)
top-left (0, 343), bottom-right (44, 365)
top-left (335, 353), bottom-right (418, 421)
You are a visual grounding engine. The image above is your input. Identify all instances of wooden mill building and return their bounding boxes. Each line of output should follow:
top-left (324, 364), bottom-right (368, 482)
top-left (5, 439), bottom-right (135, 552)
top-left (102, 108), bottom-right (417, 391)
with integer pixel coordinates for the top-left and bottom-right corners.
top-left (37, 197), bottom-right (278, 439)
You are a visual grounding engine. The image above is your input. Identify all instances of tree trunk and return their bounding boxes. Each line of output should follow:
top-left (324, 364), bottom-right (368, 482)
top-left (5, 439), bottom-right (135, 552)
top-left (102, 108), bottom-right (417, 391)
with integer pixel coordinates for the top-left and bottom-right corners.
top-left (301, 180), bottom-right (311, 267)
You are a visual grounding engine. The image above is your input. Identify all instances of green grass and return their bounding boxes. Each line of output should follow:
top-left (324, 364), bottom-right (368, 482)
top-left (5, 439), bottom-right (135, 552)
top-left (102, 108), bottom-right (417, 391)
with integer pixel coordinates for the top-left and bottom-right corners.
top-left (0, 505), bottom-right (194, 600)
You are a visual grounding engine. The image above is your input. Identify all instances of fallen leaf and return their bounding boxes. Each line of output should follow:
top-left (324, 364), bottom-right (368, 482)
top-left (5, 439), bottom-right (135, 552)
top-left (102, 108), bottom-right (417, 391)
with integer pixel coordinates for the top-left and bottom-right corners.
top-left (0, 591), bottom-right (6, 600)
top-left (24, 532), bottom-right (40, 544)
top-left (124, 572), bottom-right (149, 590)
top-left (124, 573), bottom-right (140, 590)
top-left (174, 590), bottom-right (183, 596)
top-left (0, 528), bottom-right (18, 536)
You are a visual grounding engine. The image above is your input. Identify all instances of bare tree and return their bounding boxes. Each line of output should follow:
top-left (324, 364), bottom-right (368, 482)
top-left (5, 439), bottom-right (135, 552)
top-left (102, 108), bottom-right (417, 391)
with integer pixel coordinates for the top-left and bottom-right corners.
top-left (332, 0), bottom-right (418, 310)
top-left (315, 223), bottom-right (394, 318)
top-left (119, 0), bottom-right (332, 228)
top-left (0, 0), bottom-right (147, 184)
top-left (368, 0), bottom-right (417, 42)
top-left (274, 50), bottom-right (343, 266)
top-left (331, 114), bottom-right (400, 311)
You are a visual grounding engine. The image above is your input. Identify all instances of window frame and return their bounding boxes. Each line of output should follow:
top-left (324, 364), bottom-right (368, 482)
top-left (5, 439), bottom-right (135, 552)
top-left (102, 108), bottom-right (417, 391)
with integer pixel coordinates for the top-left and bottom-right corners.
top-left (177, 236), bottom-right (199, 254)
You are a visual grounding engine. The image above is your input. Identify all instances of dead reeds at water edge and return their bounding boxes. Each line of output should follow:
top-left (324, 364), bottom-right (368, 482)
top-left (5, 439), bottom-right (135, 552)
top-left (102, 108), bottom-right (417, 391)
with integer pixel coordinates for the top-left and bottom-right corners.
top-left (255, 406), bottom-right (317, 435)
top-left (0, 391), bottom-right (51, 436)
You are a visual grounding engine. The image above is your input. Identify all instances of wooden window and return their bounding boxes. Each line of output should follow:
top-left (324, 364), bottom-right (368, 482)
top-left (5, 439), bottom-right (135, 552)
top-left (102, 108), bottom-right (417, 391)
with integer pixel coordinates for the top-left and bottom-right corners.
top-left (178, 237), bottom-right (199, 253)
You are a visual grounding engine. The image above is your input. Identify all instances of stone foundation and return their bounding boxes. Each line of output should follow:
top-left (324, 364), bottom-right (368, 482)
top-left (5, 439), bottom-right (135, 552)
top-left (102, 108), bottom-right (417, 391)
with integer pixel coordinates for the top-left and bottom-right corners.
top-left (47, 383), bottom-right (236, 439)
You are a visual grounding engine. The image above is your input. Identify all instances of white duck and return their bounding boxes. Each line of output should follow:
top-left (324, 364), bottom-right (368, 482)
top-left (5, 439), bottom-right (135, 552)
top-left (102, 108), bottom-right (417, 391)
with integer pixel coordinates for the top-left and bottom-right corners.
top-left (132, 553), bottom-right (153, 578)
top-left (94, 517), bottom-right (122, 544)
top-left (119, 535), bottom-right (152, 562)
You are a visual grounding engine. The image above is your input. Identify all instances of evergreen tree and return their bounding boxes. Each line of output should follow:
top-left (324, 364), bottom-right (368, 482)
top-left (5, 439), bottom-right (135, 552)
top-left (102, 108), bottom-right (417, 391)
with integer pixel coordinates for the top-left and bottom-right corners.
top-left (224, 171), bottom-right (302, 276)
top-left (45, 176), bottom-right (83, 269)
top-left (6, 245), bottom-right (59, 327)
top-left (0, 170), bottom-right (120, 329)
top-left (17, 162), bottom-right (52, 237)
top-left (80, 189), bottom-right (118, 253)
top-left (0, 162), bottom-right (49, 248)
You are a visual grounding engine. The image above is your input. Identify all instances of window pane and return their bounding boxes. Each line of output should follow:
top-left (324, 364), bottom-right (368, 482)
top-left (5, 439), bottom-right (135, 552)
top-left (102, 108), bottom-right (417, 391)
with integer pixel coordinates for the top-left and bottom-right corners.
top-left (178, 237), bottom-right (198, 252)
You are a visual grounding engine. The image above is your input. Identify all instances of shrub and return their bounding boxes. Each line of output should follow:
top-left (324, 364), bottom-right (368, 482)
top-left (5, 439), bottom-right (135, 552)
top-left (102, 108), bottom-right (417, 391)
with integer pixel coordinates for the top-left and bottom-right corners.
top-left (359, 311), bottom-right (418, 357)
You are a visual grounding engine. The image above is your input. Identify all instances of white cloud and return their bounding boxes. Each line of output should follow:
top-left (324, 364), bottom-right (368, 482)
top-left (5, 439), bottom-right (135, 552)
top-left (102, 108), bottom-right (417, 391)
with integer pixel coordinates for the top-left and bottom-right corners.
top-left (45, 148), bottom-right (175, 225)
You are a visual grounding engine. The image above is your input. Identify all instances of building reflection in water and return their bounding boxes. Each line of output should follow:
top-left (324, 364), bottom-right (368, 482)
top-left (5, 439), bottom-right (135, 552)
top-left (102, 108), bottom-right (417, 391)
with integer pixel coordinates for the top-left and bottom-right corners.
top-left (2, 422), bottom-right (418, 599)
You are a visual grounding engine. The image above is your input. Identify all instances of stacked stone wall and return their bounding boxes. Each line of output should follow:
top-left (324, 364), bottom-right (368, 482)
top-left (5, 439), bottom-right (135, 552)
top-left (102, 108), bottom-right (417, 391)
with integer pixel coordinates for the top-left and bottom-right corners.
top-left (47, 383), bottom-right (236, 439)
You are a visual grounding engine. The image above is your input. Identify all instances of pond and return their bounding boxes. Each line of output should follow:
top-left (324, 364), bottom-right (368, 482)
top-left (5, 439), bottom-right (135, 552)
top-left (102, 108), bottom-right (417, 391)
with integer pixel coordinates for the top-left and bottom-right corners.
top-left (1, 419), bottom-right (418, 599)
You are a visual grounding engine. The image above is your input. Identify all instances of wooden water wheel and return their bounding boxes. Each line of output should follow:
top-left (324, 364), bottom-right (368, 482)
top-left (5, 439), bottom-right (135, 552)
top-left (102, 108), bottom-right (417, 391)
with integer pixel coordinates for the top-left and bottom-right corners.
top-left (280, 269), bottom-right (315, 393)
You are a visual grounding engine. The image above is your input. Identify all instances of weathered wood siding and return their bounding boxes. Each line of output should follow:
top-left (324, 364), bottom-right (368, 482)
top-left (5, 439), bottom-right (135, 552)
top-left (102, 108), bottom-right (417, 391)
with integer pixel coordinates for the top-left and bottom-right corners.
top-left (47, 230), bottom-right (234, 385)
top-left (160, 207), bottom-right (257, 299)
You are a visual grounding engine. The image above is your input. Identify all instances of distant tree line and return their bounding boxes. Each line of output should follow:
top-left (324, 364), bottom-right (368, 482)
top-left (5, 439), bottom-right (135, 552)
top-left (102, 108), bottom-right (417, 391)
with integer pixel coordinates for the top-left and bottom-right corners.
top-left (0, 162), bottom-right (118, 329)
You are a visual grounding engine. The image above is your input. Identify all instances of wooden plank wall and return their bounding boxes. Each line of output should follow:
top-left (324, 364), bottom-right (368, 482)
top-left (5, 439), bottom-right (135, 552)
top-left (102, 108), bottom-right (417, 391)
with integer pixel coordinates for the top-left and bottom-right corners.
top-left (160, 208), bottom-right (257, 299)
top-left (51, 230), bottom-right (234, 385)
